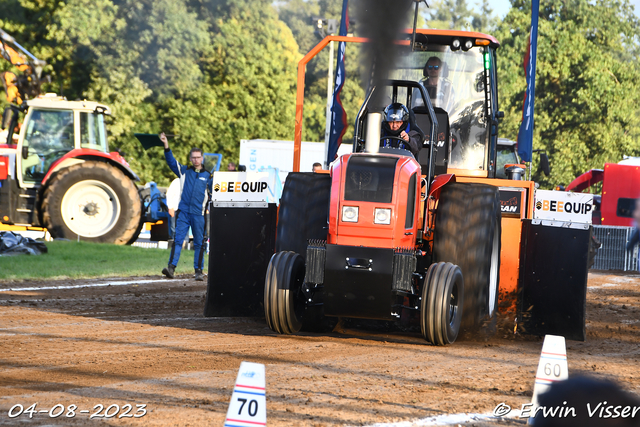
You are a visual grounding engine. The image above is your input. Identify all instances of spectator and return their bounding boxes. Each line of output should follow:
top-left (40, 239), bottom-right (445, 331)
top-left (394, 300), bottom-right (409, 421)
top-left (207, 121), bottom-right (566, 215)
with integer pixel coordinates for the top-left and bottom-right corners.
top-left (313, 162), bottom-right (322, 172)
top-left (165, 177), bottom-right (181, 243)
top-left (227, 162), bottom-right (237, 171)
top-left (160, 132), bottom-right (212, 281)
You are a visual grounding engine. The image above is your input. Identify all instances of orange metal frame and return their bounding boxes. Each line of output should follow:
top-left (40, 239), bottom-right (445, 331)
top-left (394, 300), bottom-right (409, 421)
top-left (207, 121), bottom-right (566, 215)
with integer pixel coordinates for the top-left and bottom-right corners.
top-left (294, 35), bottom-right (366, 172)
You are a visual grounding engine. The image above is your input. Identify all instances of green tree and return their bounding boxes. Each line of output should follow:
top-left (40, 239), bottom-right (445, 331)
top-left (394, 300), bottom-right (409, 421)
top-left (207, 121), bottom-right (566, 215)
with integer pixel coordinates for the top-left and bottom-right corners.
top-left (277, 0), bottom-right (365, 146)
top-left (495, 0), bottom-right (640, 188)
top-left (2, 0), bottom-right (301, 185)
top-left (162, 0), bottom-right (300, 172)
top-left (425, 0), bottom-right (498, 32)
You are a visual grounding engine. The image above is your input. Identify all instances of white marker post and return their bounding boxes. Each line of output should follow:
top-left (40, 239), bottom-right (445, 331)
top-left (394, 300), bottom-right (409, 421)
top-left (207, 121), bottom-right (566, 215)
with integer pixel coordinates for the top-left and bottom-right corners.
top-left (225, 362), bottom-right (267, 427)
top-left (527, 335), bottom-right (568, 424)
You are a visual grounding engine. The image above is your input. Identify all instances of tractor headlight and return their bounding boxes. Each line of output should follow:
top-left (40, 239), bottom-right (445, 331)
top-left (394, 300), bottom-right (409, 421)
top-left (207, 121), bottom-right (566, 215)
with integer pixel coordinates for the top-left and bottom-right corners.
top-left (342, 206), bottom-right (359, 222)
top-left (374, 208), bottom-right (391, 225)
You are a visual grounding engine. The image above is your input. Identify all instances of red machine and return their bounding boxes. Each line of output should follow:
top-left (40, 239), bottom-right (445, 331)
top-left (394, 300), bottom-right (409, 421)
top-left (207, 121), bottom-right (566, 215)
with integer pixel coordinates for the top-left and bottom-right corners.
top-left (1, 27), bottom-right (143, 244)
top-left (567, 162), bottom-right (640, 226)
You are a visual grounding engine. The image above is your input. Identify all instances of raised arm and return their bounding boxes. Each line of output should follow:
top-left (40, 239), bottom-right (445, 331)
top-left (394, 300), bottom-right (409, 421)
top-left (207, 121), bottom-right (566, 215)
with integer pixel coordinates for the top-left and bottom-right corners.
top-left (161, 132), bottom-right (182, 176)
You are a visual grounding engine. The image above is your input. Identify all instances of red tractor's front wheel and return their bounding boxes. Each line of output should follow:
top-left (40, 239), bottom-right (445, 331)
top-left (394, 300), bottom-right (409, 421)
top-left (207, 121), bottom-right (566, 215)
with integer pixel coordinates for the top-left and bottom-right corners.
top-left (264, 251), bottom-right (306, 334)
top-left (421, 262), bottom-right (464, 345)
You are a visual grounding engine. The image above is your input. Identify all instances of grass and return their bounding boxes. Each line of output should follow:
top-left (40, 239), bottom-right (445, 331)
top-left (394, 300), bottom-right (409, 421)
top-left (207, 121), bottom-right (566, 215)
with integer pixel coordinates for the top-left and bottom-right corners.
top-left (0, 240), bottom-right (209, 281)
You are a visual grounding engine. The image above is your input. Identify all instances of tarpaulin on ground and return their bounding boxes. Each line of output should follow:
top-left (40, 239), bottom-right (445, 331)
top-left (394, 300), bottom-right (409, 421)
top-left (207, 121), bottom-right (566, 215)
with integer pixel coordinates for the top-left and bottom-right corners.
top-left (0, 231), bottom-right (48, 256)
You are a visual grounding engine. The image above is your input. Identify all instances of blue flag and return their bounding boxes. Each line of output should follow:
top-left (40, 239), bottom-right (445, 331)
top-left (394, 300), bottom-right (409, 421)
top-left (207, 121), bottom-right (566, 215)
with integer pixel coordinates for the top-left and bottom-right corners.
top-left (517, 0), bottom-right (540, 163)
top-left (327, 0), bottom-right (349, 165)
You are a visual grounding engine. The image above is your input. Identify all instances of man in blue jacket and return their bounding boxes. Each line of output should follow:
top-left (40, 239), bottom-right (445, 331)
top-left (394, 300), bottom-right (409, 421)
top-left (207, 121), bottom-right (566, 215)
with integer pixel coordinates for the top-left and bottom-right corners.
top-left (160, 132), bottom-right (212, 281)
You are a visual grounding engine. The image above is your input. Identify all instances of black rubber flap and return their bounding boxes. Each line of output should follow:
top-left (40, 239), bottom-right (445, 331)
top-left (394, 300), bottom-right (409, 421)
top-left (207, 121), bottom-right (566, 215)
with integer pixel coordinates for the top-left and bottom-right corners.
top-left (517, 220), bottom-right (589, 341)
top-left (204, 204), bottom-right (277, 317)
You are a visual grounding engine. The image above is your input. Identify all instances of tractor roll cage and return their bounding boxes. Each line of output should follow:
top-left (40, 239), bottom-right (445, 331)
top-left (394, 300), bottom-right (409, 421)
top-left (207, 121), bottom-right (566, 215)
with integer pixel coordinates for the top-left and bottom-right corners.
top-left (353, 79), bottom-right (438, 182)
top-left (294, 36), bottom-right (439, 196)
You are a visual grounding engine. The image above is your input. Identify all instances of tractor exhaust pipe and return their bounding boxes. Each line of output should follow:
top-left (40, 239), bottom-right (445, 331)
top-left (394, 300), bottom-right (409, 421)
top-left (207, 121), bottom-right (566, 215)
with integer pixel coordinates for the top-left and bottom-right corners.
top-left (365, 112), bottom-right (381, 154)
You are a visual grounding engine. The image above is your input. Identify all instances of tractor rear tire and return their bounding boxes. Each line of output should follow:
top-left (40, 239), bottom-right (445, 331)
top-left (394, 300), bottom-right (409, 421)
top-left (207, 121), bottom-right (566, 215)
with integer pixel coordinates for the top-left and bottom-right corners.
top-left (274, 173), bottom-right (332, 331)
top-left (41, 161), bottom-right (142, 245)
top-left (275, 173), bottom-right (331, 259)
top-left (433, 183), bottom-right (501, 332)
top-left (421, 262), bottom-right (464, 345)
top-left (264, 251), bottom-right (306, 334)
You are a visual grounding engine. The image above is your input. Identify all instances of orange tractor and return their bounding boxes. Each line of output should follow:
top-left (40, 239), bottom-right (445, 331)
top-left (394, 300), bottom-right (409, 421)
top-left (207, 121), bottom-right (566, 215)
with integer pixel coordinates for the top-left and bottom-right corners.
top-left (262, 28), bottom-right (590, 344)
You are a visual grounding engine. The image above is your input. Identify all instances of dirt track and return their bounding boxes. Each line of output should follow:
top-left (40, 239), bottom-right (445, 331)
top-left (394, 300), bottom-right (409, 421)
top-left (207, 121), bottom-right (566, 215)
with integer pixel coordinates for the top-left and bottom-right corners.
top-left (0, 271), bottom-right (639, 426)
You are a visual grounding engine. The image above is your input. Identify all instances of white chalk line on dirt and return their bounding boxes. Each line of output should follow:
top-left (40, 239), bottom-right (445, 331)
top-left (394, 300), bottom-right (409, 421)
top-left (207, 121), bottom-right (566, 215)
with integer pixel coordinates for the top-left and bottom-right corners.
top-left (0, 278), bottom-right (184, 293)
top-left (360, 412), bottom-right (506, 426)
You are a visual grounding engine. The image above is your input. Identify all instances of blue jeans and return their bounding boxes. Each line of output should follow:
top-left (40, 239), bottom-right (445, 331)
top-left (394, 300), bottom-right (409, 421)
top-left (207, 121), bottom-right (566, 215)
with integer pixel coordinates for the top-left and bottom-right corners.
top-left (169, 214), bottom-right (176, 239)
top-left (168, 210), bottom-right (206, 270)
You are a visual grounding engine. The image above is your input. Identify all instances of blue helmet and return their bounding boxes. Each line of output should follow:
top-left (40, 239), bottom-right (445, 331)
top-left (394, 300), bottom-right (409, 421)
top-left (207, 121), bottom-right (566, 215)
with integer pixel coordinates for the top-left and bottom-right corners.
top-left (382, 103), bottom-right (409, 136)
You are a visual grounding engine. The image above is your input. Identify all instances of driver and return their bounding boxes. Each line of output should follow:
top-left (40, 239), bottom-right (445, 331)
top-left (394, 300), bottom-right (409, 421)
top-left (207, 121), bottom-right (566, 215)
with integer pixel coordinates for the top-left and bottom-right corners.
top-left (412, 56), bottom-right (455, 112)
top-left (381, 103), bottom-right (421, 156)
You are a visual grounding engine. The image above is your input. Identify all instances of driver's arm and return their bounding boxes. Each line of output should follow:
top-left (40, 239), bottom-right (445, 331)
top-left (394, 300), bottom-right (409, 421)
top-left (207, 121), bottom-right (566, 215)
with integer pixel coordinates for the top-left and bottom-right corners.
top-left (404, 130), bottom-right (421, 156)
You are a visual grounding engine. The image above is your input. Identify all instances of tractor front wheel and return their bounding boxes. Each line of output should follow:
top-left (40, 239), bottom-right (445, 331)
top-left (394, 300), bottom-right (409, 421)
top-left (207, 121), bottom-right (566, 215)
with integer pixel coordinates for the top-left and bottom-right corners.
top-left (264, 251), bottom-right (306, 334)
top-left (41, 161), bottom-right (142, 244)
top-left (421, 262), bottom-right (464, 345)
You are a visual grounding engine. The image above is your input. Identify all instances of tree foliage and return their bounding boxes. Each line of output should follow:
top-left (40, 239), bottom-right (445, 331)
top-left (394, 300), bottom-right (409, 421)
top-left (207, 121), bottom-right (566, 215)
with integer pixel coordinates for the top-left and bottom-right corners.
top-left (495, 0), bottom-right (640, 187)
top-left (424, 0), bottom-right (498, 32)
top-left (1, 0), bottom-right (299, 185)
top-left (276, 0), bottom-right (365, 145)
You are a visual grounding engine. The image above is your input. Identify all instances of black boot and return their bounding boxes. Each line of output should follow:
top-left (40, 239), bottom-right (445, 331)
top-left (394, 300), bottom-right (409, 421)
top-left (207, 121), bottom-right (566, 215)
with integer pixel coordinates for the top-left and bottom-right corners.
top-left (162, 265), bottom-right (175, 279)
top-left (194, 268), bottom-right (205, 281)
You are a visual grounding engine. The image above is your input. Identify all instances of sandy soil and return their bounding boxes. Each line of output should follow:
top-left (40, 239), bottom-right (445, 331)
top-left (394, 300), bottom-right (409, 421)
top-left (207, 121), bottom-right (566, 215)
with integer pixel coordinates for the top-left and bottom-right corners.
top-left (0, 271), bottom-right (639, 426)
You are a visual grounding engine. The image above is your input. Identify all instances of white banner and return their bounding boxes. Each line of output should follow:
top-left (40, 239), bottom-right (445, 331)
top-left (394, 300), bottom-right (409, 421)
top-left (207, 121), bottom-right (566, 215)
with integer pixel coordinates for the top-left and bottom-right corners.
top-left (212, 171), bottom-right (280, 203)
top-left (534, 190), bottom-right (594, 224)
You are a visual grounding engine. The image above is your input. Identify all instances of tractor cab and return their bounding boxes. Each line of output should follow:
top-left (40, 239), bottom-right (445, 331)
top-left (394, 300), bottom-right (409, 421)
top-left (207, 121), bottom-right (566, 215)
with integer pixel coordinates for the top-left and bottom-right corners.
top-left (363, 31), bottom-right (501, 178)
top-left (7, 95), bottom-right (112, 187)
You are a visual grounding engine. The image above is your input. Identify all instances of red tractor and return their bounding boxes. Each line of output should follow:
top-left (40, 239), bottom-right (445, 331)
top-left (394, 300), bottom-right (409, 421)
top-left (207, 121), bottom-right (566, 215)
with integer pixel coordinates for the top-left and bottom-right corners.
top-left (262, 27), bottom-right (591, 344)
top-left (1, 28), bottom-right (143, 244)
top-left (264, 31), bottom-right (505, 345)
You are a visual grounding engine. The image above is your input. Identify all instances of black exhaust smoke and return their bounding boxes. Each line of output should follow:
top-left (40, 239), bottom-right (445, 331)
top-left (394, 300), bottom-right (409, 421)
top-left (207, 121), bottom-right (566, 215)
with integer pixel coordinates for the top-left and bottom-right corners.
top-left (354, 0), bottom-right (414, 107)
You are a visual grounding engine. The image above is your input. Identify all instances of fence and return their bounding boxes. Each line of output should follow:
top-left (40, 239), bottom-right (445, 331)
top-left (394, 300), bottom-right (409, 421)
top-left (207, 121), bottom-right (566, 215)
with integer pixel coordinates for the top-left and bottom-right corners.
top-left (592, 225), bottom-right (638, 272)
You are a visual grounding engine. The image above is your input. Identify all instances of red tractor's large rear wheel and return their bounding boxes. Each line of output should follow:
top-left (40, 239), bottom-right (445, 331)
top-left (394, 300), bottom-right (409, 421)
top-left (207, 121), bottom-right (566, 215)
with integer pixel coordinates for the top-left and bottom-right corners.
top-left (41, 161), bottom-right (142, 244)
top-left (275, 173), bottom-right (331, 256)
top-left (433, 183), bottom-right (501, 332)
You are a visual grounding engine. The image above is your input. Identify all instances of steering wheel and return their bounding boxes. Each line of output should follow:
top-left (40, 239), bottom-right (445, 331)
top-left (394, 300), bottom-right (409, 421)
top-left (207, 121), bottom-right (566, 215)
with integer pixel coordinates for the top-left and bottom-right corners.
top-left (380, 136), bottom-right (408, 150)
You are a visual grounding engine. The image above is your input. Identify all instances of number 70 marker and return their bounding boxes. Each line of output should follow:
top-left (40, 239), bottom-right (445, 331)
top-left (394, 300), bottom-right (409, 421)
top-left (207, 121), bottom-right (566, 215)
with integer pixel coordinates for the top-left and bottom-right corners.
top-left (224, 362), bottom-right (267, 427)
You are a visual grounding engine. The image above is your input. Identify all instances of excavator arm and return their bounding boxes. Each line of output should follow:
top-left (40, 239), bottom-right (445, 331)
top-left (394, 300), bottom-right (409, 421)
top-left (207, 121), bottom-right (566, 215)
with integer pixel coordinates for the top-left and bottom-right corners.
top-left (0, 28), bottom-right (47, 105)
